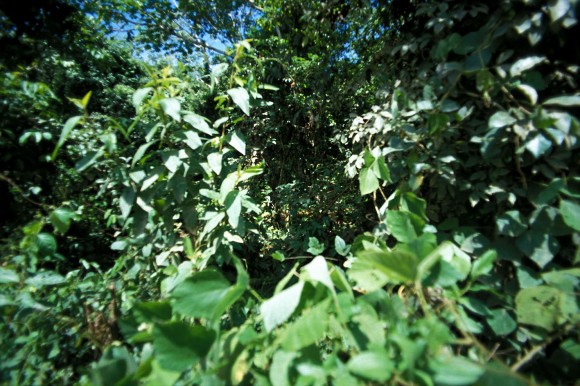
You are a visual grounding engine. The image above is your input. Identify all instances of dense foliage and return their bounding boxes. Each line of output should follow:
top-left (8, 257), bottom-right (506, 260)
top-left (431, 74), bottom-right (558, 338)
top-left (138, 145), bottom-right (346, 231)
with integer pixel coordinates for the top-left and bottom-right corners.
top-left (1, 0), bottom-right (579, 385)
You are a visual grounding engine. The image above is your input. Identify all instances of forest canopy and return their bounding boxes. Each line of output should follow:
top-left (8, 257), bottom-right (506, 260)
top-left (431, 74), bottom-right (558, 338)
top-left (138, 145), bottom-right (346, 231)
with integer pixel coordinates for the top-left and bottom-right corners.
top-left (1, 0), bottom-right (579, 385)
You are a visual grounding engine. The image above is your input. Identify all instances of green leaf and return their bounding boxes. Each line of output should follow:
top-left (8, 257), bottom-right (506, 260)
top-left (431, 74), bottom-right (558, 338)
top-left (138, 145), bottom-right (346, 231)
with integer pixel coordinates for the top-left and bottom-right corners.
top-left (430, 357), bottom-right (484, 385)
top-left (280, 300), bottom-right (329, 351)
top-left (359, 167), bottom-right (379, 195)
top-left (133, 87), bottom-right (153, 109)
top-left (471, 250), bottom-right (497, 279)
top-left (0, 267), bottom-right (19, 284)
top-left (133, 301), bottom-right (172, 323)
top-left (371, 156), bottom-right (391, 181)
top-left (225, 190), bottom-right (242, 229)
top-left (183, 131), bottom-right (202, 150)
top-left (547, 0), bottom-right (571, 22)
top-left (260, 281), bottom-right (305, 332)
top-left (428, 113), bottom-right (449, 134)
top-left (350, 242), bottom-right (418, 288)
top-left (516, 286), bottom-right (561, 331)
top-left (49, 208), bottom-right (75, 234)
top-left (510, 56), bottom-right (545, 77)
top-left (228, 131), bottom-right (246, 155)
top-left (183, 114), bottom-right (217, 135)
top-left (347, 349), bottom-right (393, 382)
top-left (227, 87), bottom-right (250, 115)
top-left (132, 140), bottom-right (157, 166)
top-left (516, 231), bottom-right (559, 268)
top-left (120, 187), bottom-right (135, 220)
top-left (269, 351), bottom-right (296, 386)
top-left (559, 199), bottom-right (580, 231)
top-left (487, 309), bottom-right (517, 336)
top-left (76, 149), bottom-right (104, 172)
top-left (36, 233), bottom-right (57, 258)
top-left (525, 134), bottom-right (552, 158)
top-left (159, 98), bottom-right (181, 121)
top-left (496, 211), bottom-right (527, 237)
top-left (152, 321), bottom-right (215, 372)
top-left (302, 256), bottom-right (334, 292)
top-left (52, 115), bottom-right (83, 160)
top-left (172, 267), bottom-right (246, 322)
top-left (334, 236), bottom-right (351, 256)
top-left (544, 95), bottom-right (580, 106)
top-left (25, 271), bottom-right (65, 287)
top-left (307, 237), bottom-right (325, 255)
top-left (207, 152), bottom-right (223, 175)
top-left (386, 210), bottom-right (421, 243)
top-left (517, 84), bottom-right (538, 105)
top-left (272, 250), bottom-right (285, 262)
top-left (79, 90), bottom-right (92, 108)
top-left (489, 111), bottom-right (516, 128)
top-left (162, 151), bottom-right (181, 173)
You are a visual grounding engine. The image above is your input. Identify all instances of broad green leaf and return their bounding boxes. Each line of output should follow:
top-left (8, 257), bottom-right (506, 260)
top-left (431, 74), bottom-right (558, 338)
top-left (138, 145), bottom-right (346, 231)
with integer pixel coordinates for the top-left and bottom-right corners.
top-left (120, 187), bottom-right (136, 220)
top-left (269, 351), bottom-right (296, 386)
top-left (347, 349), bottom-right (393, 382)
top-left (430, 357), bottom-right (484, 385)
top-left (359, 167), bottom-right (379, 195)
top-left (207, 152), bottom-right (223, 175)
top-left (401, 192), bottom-right (428, 221)
top-left (25, 271), bottom-right (65, 287)
top-left (489, 111), bottom-right (516, 128)
top-left (510, 56), bottom-right (545, 77)
top-left (228, 131), bottom-right (246, 155)
top-left (76, 149), bottom-right (104, 172)
top-left (386, 210), bottom-right (421, 242)
top-left (52, 115), bottom-right (83, 160)
top-left (548, 0), bottom-right (571, 22)
top-left (225, 190), bottom-right (242, 228)
top-left (307, 237), bottom-right (325, 255)
top-left (516, 231), bottom-right (559, 268)
top-left (133, 87), bottom-right (153, 109)
top-left (162, 152), bottom-right (181, 173)
top-left (559, 199), bottom-right (580, 231)
top-left (49, 208), bottom-right (75, 234)
top-left (239, 163), bottom-right (264, 182)
top-left (350, 242), bottom-right (418, 288)
top-left (471, 250), bottom-right (497, 278)
top-left (280, 300), bottom-right (329, 351)
top-left (496, 211), bottom-right (527, 237)
top-left (260, 281), bottom-right (305, 332)
top-left (202, 211), bottom-right (225, 236)
top-left (516, 286), bottom-right (561, 331)
top-left (371, 156), bottom-right (391, 181)
top-left (133, 301), bottom-right (172, 323)
top-left (544, 95), bottom-right (580, 106)
top-left (525, 134), bottom-right (552, 158)
top-left (334, 236), bottom-right (351, 256)
top-left (428, 113), bottom-right (449, 134)
top-left (36, 233), bottom-right (57, 258)
top-left (152, 322), bottom-right (215, 372)
top-left (159, 98), bottom-right (181, 121)
top-left (183, 131), bottom-right (202, 150)
top-left (183, 114), bottom-right (217, 135)
top-left (517, 84), bottom-right (538, 105)
top-left (228, 87), bottom-right (250, 115)
top-left (487, 309), bottom-right (517, 336)
top-left (213, 116), bottom-right (229, 128)
top-left (0, 267), bottom-right (19, 284)
top-left (172, 270), bottom-right (235, 321)
top-left (302, 256), bottom-right (334, 292)
top-left (131, 141), bottom-right (156, 167)
top-left (141, 360), bottom-right (181, 386)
